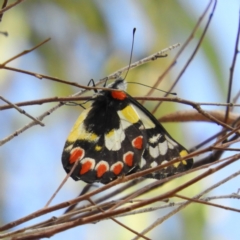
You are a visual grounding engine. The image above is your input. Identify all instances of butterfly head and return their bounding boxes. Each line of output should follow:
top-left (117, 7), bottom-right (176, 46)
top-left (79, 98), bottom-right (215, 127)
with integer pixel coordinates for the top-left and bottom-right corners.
top-left (107, 78), bottom-right (127, 91)
top-left (95, 78), bottom-right (128, 101)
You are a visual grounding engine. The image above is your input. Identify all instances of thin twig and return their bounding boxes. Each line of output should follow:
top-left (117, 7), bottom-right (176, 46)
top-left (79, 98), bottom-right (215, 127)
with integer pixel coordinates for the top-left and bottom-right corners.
top-left (0, 101), bottom-right (65, 146)
top-left (1, 44), bottom-right (180, 91)
top-left (0, 44), bottom-right (191, 146)
top-left (0, 96), bottom-right (235, 131)
top-left (175, 194), bottom-right (240, 213)
top-left (134, 167), bottom-right (240, 239)
top-left (1, 95), bottom-right (240, 111)
top-left (100, 43), bottom-right (180, 83)
top-left (151, 0), bottom-right (216, 114)
top-left (87, 198), bottom-right (150, 240)
top-left (0, 38), bottom-right (51, 66)
top-left (224, 9), bottom-right (240, 122)
top-left (0, 0), bottom-right (25, 15)
top-left (5, 154), bottom-right (239, 239)
top-left (0, 96), bottom-right (44, 126)
top-left (0, 0), bottom-right (8, 21)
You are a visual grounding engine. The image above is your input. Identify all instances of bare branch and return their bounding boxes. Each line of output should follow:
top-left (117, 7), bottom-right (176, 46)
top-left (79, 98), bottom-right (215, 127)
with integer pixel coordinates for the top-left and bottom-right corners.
top-left (0, 38), bottom-right (51, 66)
top-left (224, 9), bottom-right (240, 122)
top-left (0, 96), bottom-right (44, 126)
top-left (0, 0), bottom-right (26, 15)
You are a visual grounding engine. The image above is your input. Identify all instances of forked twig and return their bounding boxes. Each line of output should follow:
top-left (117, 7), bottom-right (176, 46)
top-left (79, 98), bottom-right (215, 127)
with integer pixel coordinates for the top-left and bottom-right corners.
top-left (0, 44), bottom-right (181, 146)
top-left (0, 0), bottom-right (25, 15)
top-left (1, 0), bottom-right (240, 239)
top-left (151, 0), bottom-right (217, 114)
top-left (0, 96), bottom-right (44, 126)
top-left (133, 169), bottom-right (240, 239)
top-left (1, 95), bottom-right (240, 111)
top-left (3, 154), bottom-right (239, 239)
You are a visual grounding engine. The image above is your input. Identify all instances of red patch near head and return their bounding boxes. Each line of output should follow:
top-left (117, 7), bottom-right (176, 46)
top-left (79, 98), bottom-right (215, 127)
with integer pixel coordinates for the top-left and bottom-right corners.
top-left (80, 159), bottom-right (94, 175)
top-left (124, 152), bottom-right (134, 167)
top-left (132, 136), bottom-right (143, 149)
top-left (111, 91), bottom-right (127, 100)
top-left (111, 162), bottom-right (123, 175)
top-left (69, 147), bottom-right (85, 164)
top-left (96, 162), bottom-right (108, 178)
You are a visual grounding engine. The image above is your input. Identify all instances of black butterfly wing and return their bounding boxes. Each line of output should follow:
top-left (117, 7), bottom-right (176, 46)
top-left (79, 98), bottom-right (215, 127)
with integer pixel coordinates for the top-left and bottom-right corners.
top-left (62, 85), bottom-right (193, 184)
top-left (128, 96), bottom-right (193, 179)
top-left (62, 99), bottom-right (147, 184)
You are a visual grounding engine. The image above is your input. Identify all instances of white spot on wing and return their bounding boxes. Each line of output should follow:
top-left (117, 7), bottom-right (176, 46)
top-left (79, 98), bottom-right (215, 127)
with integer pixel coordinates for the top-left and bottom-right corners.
top-left (165, 135), bottom-right (178, 149)
top-left (105, 128), bottom-right (125, 151)
top-left (158, 141), bottom-right (168, 155)
top-left (151, 161), bottom-right (158, 168)
top-left (149, 146), bottom-right (160, 158)
top-left (149, 134), bottom-right (161, 144)
top-left (65, 144), bottom-right (73, 152)
top-left (139, 157), bottom-right (146, 168)
top-left (161, 160), bottom-right (168, 169)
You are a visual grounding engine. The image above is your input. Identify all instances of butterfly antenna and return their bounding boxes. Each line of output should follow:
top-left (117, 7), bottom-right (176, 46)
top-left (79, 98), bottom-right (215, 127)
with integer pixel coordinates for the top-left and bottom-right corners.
top-left (127, 82), bottom-right (177, 96)
top-left (123, 27), bottom-right (136, 80)
top-left (104, 28), bottom-right (136, 87)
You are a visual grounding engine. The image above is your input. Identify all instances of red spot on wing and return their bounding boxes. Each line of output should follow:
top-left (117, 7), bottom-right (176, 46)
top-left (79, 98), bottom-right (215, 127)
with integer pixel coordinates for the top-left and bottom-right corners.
top-left (132, 136), bottom-right (143, 149)
top-left (124, 152), bottom-right (134, 167)
top-left (69, 147), bottom-right (85, 164)
top-left (111, 162), bottom-right (123, 175)
top-left (111, 91), bottom-right (127, 100)
top-left (80, 158), bottom-right (95, 175)
top-left (96, 161), bottom-right (109, 178)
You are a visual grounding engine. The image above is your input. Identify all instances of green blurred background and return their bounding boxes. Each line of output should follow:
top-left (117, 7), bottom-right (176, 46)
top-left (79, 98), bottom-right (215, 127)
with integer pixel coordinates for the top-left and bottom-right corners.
top-left (0, 0), bottom-right (240, 239)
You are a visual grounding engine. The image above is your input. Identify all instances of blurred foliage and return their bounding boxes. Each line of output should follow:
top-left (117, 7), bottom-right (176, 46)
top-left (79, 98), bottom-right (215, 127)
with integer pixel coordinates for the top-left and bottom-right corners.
top-left (0, 0), bottom-right (231, 239)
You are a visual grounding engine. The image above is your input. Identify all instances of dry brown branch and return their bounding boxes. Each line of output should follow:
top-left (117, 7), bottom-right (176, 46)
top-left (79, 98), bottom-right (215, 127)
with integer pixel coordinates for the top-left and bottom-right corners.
top-left (151, 0), bottom-right (216, 114)
top-left (0, 96), bottom-right (44, 126)
top-left (0, 0), bottom-right (25, 15)
top-left (133, 168), bottom-right (240, 239)
top-left (224, 9), bottom-right (240, 122)
top-left (159, 109), bottom-right (239, 124)
top-left (1, 0), bottom-right (240, 239)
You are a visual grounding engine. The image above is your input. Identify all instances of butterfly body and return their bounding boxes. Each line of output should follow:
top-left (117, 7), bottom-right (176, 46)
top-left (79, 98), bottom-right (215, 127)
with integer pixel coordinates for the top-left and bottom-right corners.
top-left (62, 79), bottom-right (193, 184)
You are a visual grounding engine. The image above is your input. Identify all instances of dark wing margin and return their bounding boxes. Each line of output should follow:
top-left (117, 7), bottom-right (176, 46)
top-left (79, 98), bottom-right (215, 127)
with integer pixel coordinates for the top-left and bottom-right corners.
top-left (127, 95), bottom-right (193, 179)
top-left (62, 103), bottom-right (148, 184)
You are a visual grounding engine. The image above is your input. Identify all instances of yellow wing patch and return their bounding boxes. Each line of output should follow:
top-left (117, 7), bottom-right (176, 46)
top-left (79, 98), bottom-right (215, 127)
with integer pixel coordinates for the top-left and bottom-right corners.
top-left (132, 103), bottom-right (155, 129)
top-left (180, 150), bottom-right (189, 165)
top-left (67, 107), bottom-right (98, 143)
top-left (118, 104), bottom-right (140, 125)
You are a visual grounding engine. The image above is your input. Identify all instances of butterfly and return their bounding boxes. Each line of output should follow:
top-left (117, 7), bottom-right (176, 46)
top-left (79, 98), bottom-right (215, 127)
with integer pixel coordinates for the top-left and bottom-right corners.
top-left (61, 78), bottom-right (193, 184)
